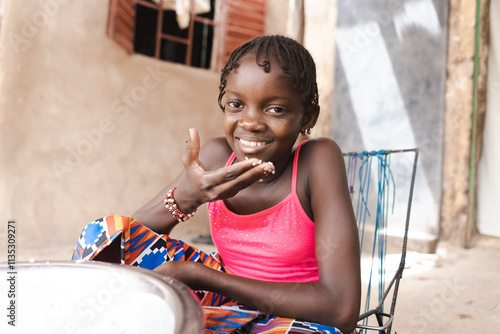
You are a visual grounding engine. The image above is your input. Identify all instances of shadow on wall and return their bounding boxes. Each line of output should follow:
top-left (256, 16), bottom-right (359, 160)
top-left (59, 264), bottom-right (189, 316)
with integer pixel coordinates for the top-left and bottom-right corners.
top-left (332, 0), bottom-right (448, 245)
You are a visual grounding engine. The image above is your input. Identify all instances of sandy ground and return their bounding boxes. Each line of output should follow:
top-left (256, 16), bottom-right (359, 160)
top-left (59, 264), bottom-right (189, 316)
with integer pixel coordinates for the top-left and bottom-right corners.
top-left (8, 225), bottom-right (500, 333)
top-left (391, 236), bottom-right (500, 333)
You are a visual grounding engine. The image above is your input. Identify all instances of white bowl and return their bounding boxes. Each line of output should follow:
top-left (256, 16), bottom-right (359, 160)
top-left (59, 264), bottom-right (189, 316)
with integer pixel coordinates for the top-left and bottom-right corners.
top-left (0, 261), bottom-right (204, 333)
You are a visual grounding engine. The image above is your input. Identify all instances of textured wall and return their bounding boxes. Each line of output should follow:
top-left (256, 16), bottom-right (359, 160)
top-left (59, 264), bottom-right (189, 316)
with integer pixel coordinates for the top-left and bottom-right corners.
top-left (0, 0), bottom-right (223, 259)
top-left (303, 0), bottom-right (338, 138)
top-left (441, 0), bottom-right (491, 246)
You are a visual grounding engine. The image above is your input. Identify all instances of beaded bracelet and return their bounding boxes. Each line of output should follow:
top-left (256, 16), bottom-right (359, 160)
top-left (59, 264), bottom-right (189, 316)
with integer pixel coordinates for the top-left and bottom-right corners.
top-left (164, 187), bottom-right (197, 223)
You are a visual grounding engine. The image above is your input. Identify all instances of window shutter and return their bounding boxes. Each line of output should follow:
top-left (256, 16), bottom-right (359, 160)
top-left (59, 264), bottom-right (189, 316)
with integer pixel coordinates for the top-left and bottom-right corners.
top-left (107, 0), bottom-right (136, 53)
top-left (218, 0), bottom-right (266, 69)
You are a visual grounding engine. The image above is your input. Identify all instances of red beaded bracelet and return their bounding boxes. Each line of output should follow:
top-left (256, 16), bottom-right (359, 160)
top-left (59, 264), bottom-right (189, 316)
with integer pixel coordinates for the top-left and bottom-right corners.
top-left (164, 187), bottom-right (197, 223)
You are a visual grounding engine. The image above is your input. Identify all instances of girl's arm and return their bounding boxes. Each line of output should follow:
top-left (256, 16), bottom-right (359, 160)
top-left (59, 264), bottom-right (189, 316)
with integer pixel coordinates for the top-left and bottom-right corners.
top-left (155, 138), bottom-right (361, 334)
top-left (133, 129), bottom-right (275, 234)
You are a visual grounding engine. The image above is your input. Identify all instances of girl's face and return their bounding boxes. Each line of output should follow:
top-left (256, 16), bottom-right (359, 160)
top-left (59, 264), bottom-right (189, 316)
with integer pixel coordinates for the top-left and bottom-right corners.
top-left (222, 56), bottom-right (316, 164)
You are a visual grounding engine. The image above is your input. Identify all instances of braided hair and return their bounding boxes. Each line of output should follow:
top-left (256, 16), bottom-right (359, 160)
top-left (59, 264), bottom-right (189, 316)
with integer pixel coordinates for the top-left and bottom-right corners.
top-left (218, 35), bottom-right (319, 114)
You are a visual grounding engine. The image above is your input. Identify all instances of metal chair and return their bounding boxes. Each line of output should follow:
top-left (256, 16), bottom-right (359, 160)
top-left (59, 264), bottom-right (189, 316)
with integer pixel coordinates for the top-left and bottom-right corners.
top-left (343, 148), bottom-right (419, 334)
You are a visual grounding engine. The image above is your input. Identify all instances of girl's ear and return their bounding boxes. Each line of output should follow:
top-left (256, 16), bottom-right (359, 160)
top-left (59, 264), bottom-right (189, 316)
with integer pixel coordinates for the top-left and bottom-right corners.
top-left (300, 105), bottom-right (320, 135)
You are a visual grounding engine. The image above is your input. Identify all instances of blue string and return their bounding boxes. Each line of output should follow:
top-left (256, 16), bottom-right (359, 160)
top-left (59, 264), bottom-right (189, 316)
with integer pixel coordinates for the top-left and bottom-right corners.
top-left (356, 154), bottom-right (372, 254)
top-left (345, 150), bottom-right (397, 327)
top-left (376, 154), bottom-right (388, 308)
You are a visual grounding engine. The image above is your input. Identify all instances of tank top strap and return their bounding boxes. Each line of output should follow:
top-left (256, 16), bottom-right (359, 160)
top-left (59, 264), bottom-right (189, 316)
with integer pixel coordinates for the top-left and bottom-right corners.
top-left (292, 141), bottom-right (308, 193)
top-left (225, 153), bottom-right (236, 167)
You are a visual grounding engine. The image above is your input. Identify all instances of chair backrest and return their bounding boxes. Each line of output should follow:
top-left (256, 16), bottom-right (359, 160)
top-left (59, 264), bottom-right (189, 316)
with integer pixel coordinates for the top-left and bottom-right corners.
top-left (343, 148), bottom-right (418, 334)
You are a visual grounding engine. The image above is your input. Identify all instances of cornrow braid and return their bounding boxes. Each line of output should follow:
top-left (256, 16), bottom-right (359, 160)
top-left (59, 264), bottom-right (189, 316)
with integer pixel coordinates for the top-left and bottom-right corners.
top-left (218, 35), bottom-right (319, 113)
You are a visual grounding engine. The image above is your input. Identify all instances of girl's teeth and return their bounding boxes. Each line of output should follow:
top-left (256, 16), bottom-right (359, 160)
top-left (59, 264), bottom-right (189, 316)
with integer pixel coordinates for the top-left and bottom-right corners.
top-left (241, 139), bottom-right (266, 147)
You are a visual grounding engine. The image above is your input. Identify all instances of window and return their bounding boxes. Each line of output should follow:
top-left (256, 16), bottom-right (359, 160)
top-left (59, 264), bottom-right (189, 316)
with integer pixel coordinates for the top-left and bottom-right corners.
top-left (106, 0), bottom-right (266, 70)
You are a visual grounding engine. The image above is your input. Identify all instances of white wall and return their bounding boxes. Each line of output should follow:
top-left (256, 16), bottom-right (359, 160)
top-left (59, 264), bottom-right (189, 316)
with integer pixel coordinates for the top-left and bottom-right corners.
top-left (477, 0), bottom-right (500, 237)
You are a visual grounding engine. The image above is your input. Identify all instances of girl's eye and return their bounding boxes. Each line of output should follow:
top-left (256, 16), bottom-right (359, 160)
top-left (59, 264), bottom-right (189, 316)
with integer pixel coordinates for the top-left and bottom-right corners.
top-left (227, 101), bottom-right (242, 109)
top-left (268, 107), bottom-right (285, 114)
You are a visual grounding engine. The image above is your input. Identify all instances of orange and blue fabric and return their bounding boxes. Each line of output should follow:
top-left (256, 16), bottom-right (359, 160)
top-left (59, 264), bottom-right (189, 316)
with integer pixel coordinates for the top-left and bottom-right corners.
top-left (72, 215), bottom-right (346, 334)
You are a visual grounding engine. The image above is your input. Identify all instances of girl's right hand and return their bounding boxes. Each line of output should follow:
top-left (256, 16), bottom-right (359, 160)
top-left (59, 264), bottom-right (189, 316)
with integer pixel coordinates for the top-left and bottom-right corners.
top-left (174, 128), bottom-right (275, 213)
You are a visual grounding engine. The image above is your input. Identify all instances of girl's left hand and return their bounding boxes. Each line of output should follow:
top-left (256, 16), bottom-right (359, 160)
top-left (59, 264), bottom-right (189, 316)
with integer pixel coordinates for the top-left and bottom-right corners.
top-left (153, 261), bottom-right (209, 289)
top-left (153, 261), bottom-right (191, 281)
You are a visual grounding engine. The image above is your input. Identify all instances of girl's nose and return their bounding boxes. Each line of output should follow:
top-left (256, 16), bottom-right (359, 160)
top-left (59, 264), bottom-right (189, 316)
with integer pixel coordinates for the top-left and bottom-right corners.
top-left (238, 108), bottom-right (266, 131)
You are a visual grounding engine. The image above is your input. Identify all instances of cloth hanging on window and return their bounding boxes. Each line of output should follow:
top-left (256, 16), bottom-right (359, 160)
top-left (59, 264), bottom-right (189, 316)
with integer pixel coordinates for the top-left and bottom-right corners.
top-left (152, 0), bottom-right (211, 29)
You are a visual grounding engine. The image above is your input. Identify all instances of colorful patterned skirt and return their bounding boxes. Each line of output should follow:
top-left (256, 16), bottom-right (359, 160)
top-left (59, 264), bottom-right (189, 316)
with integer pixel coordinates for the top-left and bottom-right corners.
top-left (72, 215), bottom-right (345, 334)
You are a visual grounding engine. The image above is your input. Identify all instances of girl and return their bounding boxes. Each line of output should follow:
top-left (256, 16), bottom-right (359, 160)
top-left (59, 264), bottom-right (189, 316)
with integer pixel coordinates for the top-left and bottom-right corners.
top-left (73, 35), bottom-right (361, 334)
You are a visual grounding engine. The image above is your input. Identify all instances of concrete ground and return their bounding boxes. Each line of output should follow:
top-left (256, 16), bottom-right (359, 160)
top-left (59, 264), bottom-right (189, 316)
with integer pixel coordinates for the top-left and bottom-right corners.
top-left (12, 225), bottom-right (500, 334)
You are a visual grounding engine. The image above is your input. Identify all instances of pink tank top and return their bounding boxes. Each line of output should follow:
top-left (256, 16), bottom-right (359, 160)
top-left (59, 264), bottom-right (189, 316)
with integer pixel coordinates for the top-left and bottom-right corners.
top-left (208, 142), bottom-right (319, 282)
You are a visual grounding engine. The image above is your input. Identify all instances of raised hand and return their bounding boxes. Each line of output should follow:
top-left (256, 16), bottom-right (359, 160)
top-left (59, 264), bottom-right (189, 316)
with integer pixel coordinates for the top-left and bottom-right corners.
top-left (175, 128), bottom-right (275, 212)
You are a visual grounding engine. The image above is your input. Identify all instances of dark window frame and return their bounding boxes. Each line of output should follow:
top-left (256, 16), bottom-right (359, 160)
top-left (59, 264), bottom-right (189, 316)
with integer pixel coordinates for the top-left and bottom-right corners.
top-left (134, 0), bottom-right (217, 69)
top-left (106, 0), bottom-right (266, 71)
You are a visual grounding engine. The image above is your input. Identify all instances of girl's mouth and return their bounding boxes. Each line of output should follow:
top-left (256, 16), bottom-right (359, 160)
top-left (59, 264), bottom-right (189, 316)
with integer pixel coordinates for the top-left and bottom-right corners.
top-left (236, 138), bottom-right (272, 155)
top-left (239, 138), bottom-right (268, 147)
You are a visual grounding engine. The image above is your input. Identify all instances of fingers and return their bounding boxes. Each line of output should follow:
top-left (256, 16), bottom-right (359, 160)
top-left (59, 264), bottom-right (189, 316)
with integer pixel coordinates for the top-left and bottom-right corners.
top-left (231, 158), bottom-right (275, 182)
top-left (182, 128), bottom-right (204, 172)
top-left (204, 158), bottom-right (275, 199)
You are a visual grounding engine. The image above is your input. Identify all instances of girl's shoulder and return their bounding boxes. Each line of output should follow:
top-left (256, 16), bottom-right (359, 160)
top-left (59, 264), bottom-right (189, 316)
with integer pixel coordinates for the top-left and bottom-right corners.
top-left (299, 137), bottom-right (343, 162)
top-left (297, 137), bottom-right (345, 177)
top-left (199, 136), bottom-right (233, 171)
top-left (294, 138), bottom-right (345, 220)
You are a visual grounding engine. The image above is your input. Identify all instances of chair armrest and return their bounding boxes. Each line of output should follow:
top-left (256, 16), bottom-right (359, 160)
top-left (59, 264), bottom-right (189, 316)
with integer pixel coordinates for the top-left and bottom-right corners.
top-left (356, 310), bottom-right (394, 332)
